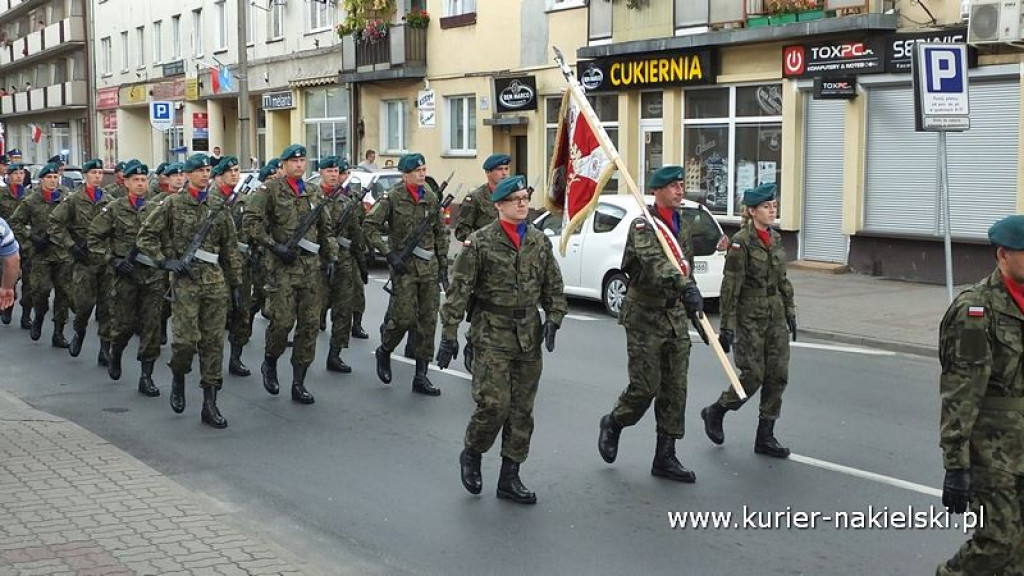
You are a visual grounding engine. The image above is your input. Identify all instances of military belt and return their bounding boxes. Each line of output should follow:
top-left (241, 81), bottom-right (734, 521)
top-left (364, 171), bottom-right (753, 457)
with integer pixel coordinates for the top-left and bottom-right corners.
top-left (297, 238), bottom-right (320, 254)
top-left (631, 293), bottom-right (682, 309)
top-left (740, 287), bottom-right (779, 298)
top-left (237, 242), bottom-right (250, 256)
top-left (981, 396), bottom-right (1024, 411)
top-left (194, 248), bottom-right (219, 264)
top-left (135, 253), bottom-right (157, 267)
top-left (477, 300), bottom-right (532, 320)
top-left (336, 236), bottom-right (352, 250)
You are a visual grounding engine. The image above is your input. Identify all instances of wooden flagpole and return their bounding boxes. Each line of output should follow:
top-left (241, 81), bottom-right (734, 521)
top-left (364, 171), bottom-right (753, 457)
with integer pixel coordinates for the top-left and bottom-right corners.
top-left (552, 47), bottom-right (745, 400)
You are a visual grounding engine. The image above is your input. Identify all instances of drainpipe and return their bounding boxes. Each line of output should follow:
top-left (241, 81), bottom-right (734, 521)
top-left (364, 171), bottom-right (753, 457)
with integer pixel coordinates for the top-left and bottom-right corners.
top-left (83, 0), bottom-right (96, 160)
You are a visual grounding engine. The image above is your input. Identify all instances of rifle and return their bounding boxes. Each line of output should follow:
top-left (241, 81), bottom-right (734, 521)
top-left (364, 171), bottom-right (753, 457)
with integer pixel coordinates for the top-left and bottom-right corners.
top-left (164, 191), bottom-right (239, 302)
top-left (332, 196), bottom-right (364, 253)
top-left (383, 191), bottom-right (456, 295)
top-left (282, 193), bottom-right (330, 257)
top-left (434, 171), bottom-right (456, 195)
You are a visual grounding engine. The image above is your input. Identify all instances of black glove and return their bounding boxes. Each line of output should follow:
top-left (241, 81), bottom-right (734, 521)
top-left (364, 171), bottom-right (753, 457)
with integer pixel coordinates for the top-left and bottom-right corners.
top-left (387, 251), bottom-right (407, 276)
top-left (786, 315), bottom-right (798, 342)
top-left (230, 286), bottom-right (242, 311)
top-left (70, 241), bottom-right (89, 263)
top-left (162, 259), bottom-right (192, 278)
top-left (718, 328), bottom-right (735, 354)
top-left (436, 338), bottom-right (459, 369)
top-left (681, 283), bottom-right (708, 345)
top-left (30, 234), bottom-right (51, 252)
top-left (438, 268), bottom-right (450, 292)
top-left (360, 267), bottom-right (369, 285)
top-left (112, 257), bottom-right (135, 277)
top-left (543, 320), bottom-right (558, 353)
top-left (942, 469), bottom-right (972, 514)
top-left (463, 341), bottom-right (474, 373)
top-left (272, 242), bottom-right (296, 264)
top-left (325, 261), bottom-right (336, 284)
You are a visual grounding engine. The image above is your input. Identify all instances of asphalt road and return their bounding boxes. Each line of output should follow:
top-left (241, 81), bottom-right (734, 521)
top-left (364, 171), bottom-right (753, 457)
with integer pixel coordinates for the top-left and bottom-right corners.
top-left (0, 274), bottom-right (967, 575)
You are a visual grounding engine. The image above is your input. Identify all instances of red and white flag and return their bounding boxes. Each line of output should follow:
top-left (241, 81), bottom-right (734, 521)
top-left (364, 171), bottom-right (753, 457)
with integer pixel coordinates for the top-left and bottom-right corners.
top-left (28, 123), bottom-right (41, 143)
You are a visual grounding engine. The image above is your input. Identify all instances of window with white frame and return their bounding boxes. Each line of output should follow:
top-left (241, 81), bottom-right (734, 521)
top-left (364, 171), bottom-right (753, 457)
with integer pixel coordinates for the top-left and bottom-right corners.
top-left (445, 0), bottom-right (476, 16)
top-left (380, 100), bottom-right (407, 154)
top-left (152, 20), bottom-right (162, 64)
top-left (682, 83), bottom-right (783, 217)
top-left (308, 0), bottom-right (333, 31)
top-left (445, 95), bottom-right (476, 155)
top-left (547, 0), bottom-right (586, 11)
top-left (100, 36), bottom-right (112, 75)
top-left (191, 9), bottom-right (204, 57)
top-left (214, 1), bottom-right (227, 50)
top-left (269, 2), bottom-right (284, 39)
top-left (589, 0), bottom-right (612, 42)
top-left (246, 0), bottom-right (254, 45)
top-left (171, 15), bottom-right (181, 59)
top-left (545, 93), bottom-right (619, 193)
top-left (119, 31), bottom-right (129, 72)
top-left (135, 26), bottom-right (145, 69)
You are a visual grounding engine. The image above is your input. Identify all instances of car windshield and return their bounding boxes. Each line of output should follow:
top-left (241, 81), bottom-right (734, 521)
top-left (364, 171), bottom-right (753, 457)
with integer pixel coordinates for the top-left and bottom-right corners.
top-left (374, 175), bottom-right (403, 200)
top-left (681, 207), bottom-right (722, 256)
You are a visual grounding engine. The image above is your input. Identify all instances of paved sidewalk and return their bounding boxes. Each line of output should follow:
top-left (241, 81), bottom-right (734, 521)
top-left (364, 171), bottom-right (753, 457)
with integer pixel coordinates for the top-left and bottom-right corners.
top-left (0, 390), bottom-right (313, 576)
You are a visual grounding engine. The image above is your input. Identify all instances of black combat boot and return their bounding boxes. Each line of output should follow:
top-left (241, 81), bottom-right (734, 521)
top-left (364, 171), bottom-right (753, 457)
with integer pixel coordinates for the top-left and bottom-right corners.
top-left (598, 414), bottom-right (623, 464)
top-left (0, 306), bottom-right (11, 325)
top-left (29, 308), bottom-right (45, 341)
top-left (412, 359), bottom-right (440, 396)
top-left (326, 346), bottom-right (351, 373)
top-left (169, 372), bottom-right (186, 414)
top-left (228, 343), bottom-right (251, 377)
top-left (403, 330), bottom-right (418, 359)
top-left (290, 365), bottom-right (315, 404)
top-left (320, 308), bottom-right (328, 332)
top-left (261, 355), bottom-right (280, 395)
top-left (97, 340), bottom-right (111, 367)
top-left (138, 360), bottom-right (160, 397)
top-left (51, 322), bottom-right (69, 349)
top-left (350, 312), bottom-right (368, 339)
top-left (200, 386), bottom-right (228, 429)
top-left (754, 418), bottom-right (790, 459)
top-left (651, 434), bottom-right (696, 483)
top-left (459, 449), bottom-right (483, 495)
top-left (68, 328), bottom-right (86, 357)
top-left (375, 346), bottom-right (392, 384)
top-left (496, 457), bottom-right (537, 505)
top-left (701, 402), bottom-right (729, 445)
top-left (107, 342), bottom-right (125, 381)
top-left (20, 303), bottom-right (32, 330)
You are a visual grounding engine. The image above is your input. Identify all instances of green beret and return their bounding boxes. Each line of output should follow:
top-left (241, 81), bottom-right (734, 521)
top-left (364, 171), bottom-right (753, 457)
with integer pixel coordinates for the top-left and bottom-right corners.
top-left (988, 215), bottom-right (1024, 251)
top-left (114, 161), bottom-right (127, 173)
top-left (742, 183), bottom-right (777, 207)
top-left (398, 153), bottom-right (426, 173)
top-left (184, 153), bottom-right (211, 172)
top-left (37, 163), bottom-right (60, 178)
top-left (162, 163), bottom-right (185, 176)
top-left (267, 158), bottom-right (281, 171)
top-left (258, 164), bottom-right (277, 182)
top-left (8, 163), bottom-right (25, 173)
top-left (82, 159), bottom-right (103, 172)
top-left (154, 162), bottom-right (169, 176)
top-left (338, 160), bottom-right (350, 173)
top-left (316, 156), bottom-right (340, 170)
top-left (211, 156), bottom-right (239, 177)
top-left (279, 144), bottom-right (306, 160)
top-left (483, 154), bottom-right (511, 172)
top-left (0, 154), bottom-right (8, 164)
top-left (491, 174), bottom-right (527, 202)
top-left (648, 165), bottom-right (685, 190)
top-left (48, 154), bottom-right (64, 166)
top-left (123, 163), bottom-right (149, 177)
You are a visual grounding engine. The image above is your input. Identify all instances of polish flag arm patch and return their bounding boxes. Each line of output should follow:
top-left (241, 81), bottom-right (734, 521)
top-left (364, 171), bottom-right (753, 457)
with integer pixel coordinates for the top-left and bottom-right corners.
top-left (967, 306), bottom-right (985, 318)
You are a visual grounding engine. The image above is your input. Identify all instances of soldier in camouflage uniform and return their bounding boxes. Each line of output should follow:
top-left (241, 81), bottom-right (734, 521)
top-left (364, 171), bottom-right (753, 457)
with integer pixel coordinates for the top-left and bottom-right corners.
top-left (211, 156), bottom-right (253, 378)
top-left (316, 157), bottom-right (365, 374)
top-left (147, 163), bottom-right (169, 200)
top-left (244, 144), bottom-right (338, 405)
top-left (10, 163), bottom-right (72, 347)
top-left (50, 159), bottom-right (113, 365)
top-left (365, 153), bottom-right (449, 396)
top-left (103, 161), bottom-right (128, 200)
top-left (249, 159), bottom-right (282, 320)
top-left (936, 215), bottom-right (1024, 576)
top-left (0, 164), bottom-right (32, 328)
top-left (701, 183), bottom-right (796, 459)
top-left (436, 175), bottom-right (566, 504)
top-left (155, 162), bottom-right (186, 345)
top-left (87, 161), bottom-right (164, 396)
top-left (344, 176), bottom-right (370, 341)
top-left (597, 166), bottom-right (708, 483)
top-left (137, 153), bottom-right (243, 429)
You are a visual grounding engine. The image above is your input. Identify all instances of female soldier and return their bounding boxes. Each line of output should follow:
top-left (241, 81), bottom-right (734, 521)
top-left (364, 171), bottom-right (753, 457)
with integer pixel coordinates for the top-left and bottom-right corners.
top-left (700, 183), bottom-right (796, 458)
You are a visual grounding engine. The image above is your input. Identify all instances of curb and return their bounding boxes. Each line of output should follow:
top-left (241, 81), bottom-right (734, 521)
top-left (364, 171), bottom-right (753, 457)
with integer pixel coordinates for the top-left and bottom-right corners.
top-left (800, 327), bottom-right (937, 358)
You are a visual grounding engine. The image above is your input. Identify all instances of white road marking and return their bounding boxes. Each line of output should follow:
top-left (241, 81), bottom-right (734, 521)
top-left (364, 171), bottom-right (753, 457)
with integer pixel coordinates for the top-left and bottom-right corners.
top-left (370, 351), bottom-right (472, 381)
top-left (565, 314), bottom-right (601, 322)
top-left (371, 277), bottom-right (387, 283)
top-left (687, 332), bottom-right (895, 356)
top-left (788, 453), bottom-right (942, 498)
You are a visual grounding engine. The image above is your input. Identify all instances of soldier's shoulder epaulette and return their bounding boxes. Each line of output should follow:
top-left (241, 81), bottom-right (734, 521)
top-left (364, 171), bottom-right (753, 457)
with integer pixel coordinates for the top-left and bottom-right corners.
top-left (631, 217), bottom-right (650, 231)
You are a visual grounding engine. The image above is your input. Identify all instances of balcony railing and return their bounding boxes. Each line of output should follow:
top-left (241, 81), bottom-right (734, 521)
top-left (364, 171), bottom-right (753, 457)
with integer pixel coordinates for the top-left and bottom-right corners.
top-left (0, 17), bottom-right (86, 70)
top-left (0, 80), bottom-right (87, 115)
top-left (341, 24), bottom-right (426, 79)
top-left (672, 0), bottom-right (881, 30)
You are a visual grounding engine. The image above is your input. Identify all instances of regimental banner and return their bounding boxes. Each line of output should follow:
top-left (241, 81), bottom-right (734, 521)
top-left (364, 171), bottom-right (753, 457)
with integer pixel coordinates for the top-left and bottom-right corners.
top-left (576, 49), bottom-right (717, 91)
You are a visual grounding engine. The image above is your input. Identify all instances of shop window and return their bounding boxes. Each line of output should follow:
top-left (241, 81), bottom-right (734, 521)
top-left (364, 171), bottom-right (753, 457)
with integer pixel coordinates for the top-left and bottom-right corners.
top-left (445, 95), bottom-right (476, 155)
top-left (641, 91), bottom-right (662, 120)
top-left (381, 100), bottom-right (407, 155)
top-left (683, 83), bottom-right (782, 218)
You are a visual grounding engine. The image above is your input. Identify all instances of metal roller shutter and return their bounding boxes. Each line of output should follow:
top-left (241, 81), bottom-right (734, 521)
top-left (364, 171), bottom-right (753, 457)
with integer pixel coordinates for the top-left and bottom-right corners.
top-left (801, 98), bottom-right (848, 263)
top-left (864, 81), bottom-right (1019, 239)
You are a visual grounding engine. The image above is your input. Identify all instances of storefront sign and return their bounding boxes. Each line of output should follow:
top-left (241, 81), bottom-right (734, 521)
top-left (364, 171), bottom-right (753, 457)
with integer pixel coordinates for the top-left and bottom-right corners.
top-left (261, 91), bottom-right (294, 110)
top-left (97, 87), bottom-right (119, 110)
top-left (152, 81), bottom-right (184, 101)
top-left (814, 77), bottom-right (858, 99)
top-left (782, 38), bottom-right (885, 78)
top-left (494, 75), bottom-right (537, 113)
top-left (885, 27), bottom-right (974, 73)
top-left (577, 49), bottom-right (716, 91)
top-left (122, 84), bottom-right (148, 105)
top-left (163, 60), bottom-right (185, 77)
top-left (417, 89), bottom-right (435, 128)
top-left (193, 112), bottom-right (209, 139)
top-left (185, 78), bottom-right (199, 101)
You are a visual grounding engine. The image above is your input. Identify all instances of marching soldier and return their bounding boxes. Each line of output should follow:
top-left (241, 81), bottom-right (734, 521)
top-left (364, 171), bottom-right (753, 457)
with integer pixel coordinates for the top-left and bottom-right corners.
top-left (147, 162), bottom-right (169, 199)
top-left (0, 163), bottom-right (32, 328)
top-left (154, 162), bottom-right (186, 345)
top-left (162, 163), bottom-right (187, 193)
top-left (50, 159), bottom-right (114, 365)
top-left (701, 183), bottom-right (796, 458)
top-left (103, 161), bottom-right (128, 200)
top-left (364, 153), bottom-right (449, 397)
top-left (436, 175), bottom-right (567, 504)
top-left (597, 166), bottom-right (707, 483)
top-left (340, 163), bottom-right (370, 341)
top-left (936, 215), bottom-right (1024, 575)
top-left (211, 156), bottom-right (253, 377)
top-left (137, 153), bottom-right (243, 429)
top-left (249, 159), bottom-right (282, 321)
top-left (87, 161), bottom-right (164, 396)
top-left (10, 163), bottom-right (72, 347)
top-left (453, 154), bottom-right (508, 243)
top-left (244, 144), bottom-right (338, 405)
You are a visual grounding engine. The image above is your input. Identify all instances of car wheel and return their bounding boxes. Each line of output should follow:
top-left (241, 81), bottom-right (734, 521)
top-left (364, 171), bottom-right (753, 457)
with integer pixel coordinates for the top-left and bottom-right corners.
top-left (603, 272), bottom-right (628, 318)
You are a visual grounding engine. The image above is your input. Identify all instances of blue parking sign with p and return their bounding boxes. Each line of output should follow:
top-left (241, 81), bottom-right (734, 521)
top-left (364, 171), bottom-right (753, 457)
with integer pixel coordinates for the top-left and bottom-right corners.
top-left (150, 101), bottom-right (174, 131)
top-left (913, 43), bottom-right (969, 132)
top-left (924, 46), bottom-right (963, 93)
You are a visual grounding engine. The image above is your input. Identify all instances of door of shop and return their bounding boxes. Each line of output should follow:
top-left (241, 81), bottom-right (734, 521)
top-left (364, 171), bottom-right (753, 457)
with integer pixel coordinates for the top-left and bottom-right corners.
top-left (800, 97), bottom-right (847, 263)
top-left (639, 125), bottom-right (663, 192)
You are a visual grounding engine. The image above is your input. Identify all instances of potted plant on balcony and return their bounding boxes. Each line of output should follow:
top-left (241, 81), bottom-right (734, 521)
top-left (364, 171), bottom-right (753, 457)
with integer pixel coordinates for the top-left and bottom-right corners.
top-left (403, 8), bottom-right (429, 28)
top-left (795, 0), bottom-right (826, 21)
top-left (767, 0), bottom-right (799, 24)
top-left (337, 0), bottom-right (397, 41)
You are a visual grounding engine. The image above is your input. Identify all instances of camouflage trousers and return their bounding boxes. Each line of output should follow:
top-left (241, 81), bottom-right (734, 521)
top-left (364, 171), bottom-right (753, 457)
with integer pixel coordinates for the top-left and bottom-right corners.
top-left (227, 264), bottom-right (253, 347)
top-left (71, 263), bottom-right (113, 339)
top-left (612, 310), bottom-right (692, 439)
top-left (263, 263), bottom-right (322, 367)
top-left (937, 466), bottom-right (1024, 576)
top-left (29, 259), bottom-right (71, 324)
top-left (381, 273), bottom-right (439, 362)
top-left (109, 275), bottom-right (165, 362)
top-left (322, 261), bottom-right (356, 349)
top-left (349, 256), bottom-right (365, 315)
top-left (465, 344), bottom-right (543, 463)
top-left (251, 250), bottom-right (266, 318)
top-left (718, 314), bottom-right (790, 420)
top-left (169, 279), bottom-right (228, 390)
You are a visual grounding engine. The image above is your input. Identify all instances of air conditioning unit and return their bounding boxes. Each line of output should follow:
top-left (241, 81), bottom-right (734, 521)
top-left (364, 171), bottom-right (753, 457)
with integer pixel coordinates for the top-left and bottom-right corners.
top-left (967, 0), bottom-right (1024, 43)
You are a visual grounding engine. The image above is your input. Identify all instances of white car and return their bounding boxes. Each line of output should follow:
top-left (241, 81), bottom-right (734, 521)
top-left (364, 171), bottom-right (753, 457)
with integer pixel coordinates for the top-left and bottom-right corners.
top-left (533, 195), bottom-right (728, 318)
top-left (307, 168), bottom-right (404, 212)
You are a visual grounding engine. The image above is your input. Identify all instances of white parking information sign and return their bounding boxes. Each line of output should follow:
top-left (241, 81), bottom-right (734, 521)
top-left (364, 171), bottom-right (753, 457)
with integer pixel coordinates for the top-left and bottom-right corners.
top-left (913, 44), bottom-right (969, 131)
top-left (150, 101), bottom-right (174, 132)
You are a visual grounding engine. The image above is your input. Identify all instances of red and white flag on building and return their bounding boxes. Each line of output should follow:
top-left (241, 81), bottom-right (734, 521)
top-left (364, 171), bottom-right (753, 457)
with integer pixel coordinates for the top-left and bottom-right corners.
top-left (27, 123), bottom-right (41, 143)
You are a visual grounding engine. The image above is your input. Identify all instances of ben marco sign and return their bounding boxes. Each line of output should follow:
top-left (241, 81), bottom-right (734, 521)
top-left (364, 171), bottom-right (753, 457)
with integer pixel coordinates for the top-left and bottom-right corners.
top-left (577, 49), bottom-right (717, 91)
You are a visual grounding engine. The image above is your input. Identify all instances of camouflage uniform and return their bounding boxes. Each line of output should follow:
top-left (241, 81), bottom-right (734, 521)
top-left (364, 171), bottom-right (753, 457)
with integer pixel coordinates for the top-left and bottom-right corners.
top-left (320, 184), bottom-right (365, 366)
top-left (0, 185), bottom-right (32, 325)
top-left (49, 184), bottom-right (113, 350)
top-left (225, 190), bottom-right (256, 355)
top-left (937, 270), bottom-right (1024, 576)
top-left (103, 182), bottom-right (127, 200)
top-left (453, 184), bottom-right (497, 243)
top-left (10, 189), bottom-right (72, 340)
top-left (341, 185), bottom-right (368, 338)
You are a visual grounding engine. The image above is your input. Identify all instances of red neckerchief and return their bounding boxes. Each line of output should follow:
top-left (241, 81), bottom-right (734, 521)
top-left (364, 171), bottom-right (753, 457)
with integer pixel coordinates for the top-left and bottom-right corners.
top-left (655, 205), bottom-right (678, 235)
top-left (10, 184), bottom-right (23, 199)
top-left (84, 185), bottom-right (100, 204)
top-left (286, 177), bottom-right (304, 197)
top-left (42, 188), bottom-right (58, 204)
top-left (129, 194), bottom-right (144, 211)
top-left (160, 183), bottom-right (170, 193)
top-left (756, 227), bottom-right (772, 247)
top-left (499, 220), bottom-right (526, 250)
top-left (219, 184), bottom-right (233, 198)
top-left (1002, 272), bottom-right (1024, 313)
top-left (406, 183), bottom-right (422, 204)
top-left (188, 186), bottom-right (206, 202)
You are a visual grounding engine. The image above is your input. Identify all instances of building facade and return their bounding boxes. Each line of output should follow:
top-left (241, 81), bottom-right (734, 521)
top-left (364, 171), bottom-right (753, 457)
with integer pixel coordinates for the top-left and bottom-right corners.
top-left (0, 0), bottom-right (90, 165)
